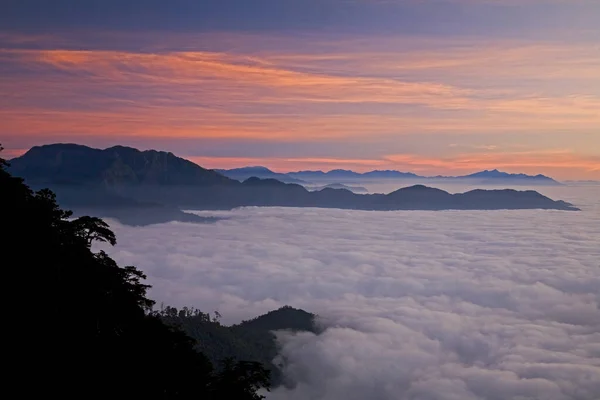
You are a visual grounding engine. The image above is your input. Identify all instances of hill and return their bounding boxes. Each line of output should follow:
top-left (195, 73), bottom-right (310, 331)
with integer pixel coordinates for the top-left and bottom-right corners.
top-left (8, 144), bottom-right (241, 224)
top-left (0, 146), bottom-right (275, 399)
top-left (307, 183), bottom-right (369, 193)
top-left (216, 166), bottom-right (306, 184)
top-left (10, 143), bottom-right (234, 187)
top-left (158, 305), bottom-right (317, 387)
top-left (459, 169), bottom-right (559, 185)
top-left (278, 167), bottom-right (559, 184)
top-left (8, 144), bottom-right (579, 223)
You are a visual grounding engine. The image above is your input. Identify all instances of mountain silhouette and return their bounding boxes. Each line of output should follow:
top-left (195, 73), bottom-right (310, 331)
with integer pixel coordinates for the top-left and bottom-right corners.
top-left (216, 166), bottom-right (306, 184)
top-left (460, 169), bottom-right (558, 184)
top-left (308, 183), bottom-right (369, 193)
top-left (221, 166), bottom-right (559, 185)
top-left (8, 144), bottom-right (578, 224)
top-left (11, 143), bottom-right (233, 187)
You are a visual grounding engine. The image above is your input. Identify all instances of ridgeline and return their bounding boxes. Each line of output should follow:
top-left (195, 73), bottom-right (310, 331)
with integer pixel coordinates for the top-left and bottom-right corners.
top-left (8, 144), bottom-right (579, 226)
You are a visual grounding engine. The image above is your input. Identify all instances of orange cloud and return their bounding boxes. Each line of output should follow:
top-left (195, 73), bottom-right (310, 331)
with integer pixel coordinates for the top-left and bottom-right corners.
top-left (2, 48), bottom-right (472, 108)
top-left (1, 33), bottom-right (599, 179)
top-left (2, 43), bottom-right (599, 124)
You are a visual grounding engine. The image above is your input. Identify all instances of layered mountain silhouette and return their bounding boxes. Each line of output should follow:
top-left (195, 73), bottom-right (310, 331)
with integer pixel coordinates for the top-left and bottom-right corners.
top-left (214, 166), bottom-right (306, 184)
top-left (218, 166), bottom-right (559, 185)
top-left (307, 183), bottom-right (369, 193)
top-left (456, 169), bottom-right (559, 184)
top-left (13, 143), bottom-right (231, 186)
top-left (8, 144), bottom-right (578, 225)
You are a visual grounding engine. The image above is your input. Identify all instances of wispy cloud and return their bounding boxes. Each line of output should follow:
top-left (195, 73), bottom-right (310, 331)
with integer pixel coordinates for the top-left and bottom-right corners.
top-left (1, 48), bottom-right (473, 107)
top-left (1, 32), bottom-right (599, 178)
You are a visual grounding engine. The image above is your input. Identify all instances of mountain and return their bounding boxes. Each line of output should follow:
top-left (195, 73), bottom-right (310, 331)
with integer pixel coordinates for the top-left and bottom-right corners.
top-left (216, 166), bottom-right (306, 184)
top-left (308, 183), bottom-right (369, 193)
top-left (7, 144), bottom-right (579, 222)
top-left (325, 169), bottom-right (363, 178)
top-left (159, 305), bottom-right (317, 387)
top-left (1, 150), bottom-right (274, 399)
top-left (463, 169), bottom-right (530, 179)
top-left (243, 167), bottom-right (560, 185)
top-left (289, 169), bottom-right (362, 180)
top-left (8, 144), bottom-right (239, 225)
top-left (10, 143), bottom-right (234, 187)
top-left (459, 169), bottom-right (559, 185)
top-left (362, 170), bottom-right (419, 179)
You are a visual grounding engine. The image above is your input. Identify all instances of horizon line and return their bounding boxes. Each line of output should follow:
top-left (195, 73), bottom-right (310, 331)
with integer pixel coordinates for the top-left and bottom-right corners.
top-left (4, 143), bottom-right (565, 181)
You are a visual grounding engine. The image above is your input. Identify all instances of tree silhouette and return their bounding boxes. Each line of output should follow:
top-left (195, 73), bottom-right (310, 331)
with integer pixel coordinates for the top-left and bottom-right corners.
top-left (210, 358), bottom-right (271, 399)
top-left (71, 215), bottom-right (117, 247)
top-left (1, 146), bottom-right (270, 398)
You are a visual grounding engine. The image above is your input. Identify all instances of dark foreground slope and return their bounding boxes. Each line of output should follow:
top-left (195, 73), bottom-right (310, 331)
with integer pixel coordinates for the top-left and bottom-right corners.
top-left (9, 144), bottom-right (579, 225)
top-left (1, 146), bottom-right (285, 399)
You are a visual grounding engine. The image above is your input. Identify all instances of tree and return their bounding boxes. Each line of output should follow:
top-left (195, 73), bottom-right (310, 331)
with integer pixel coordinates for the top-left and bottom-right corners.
top-left (0, 144), bottom-right (7, 168)
top-left (1, 148), bottom-right (270, 398)
top-left (71, 215), bottom-right (117, 247)
top-left (213, 310), bottom-right (222, 323)
top-left (210, 359), bottom-right (271, 400)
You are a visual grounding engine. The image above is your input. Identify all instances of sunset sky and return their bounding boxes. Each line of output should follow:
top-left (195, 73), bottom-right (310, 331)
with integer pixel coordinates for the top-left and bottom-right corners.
top-left (1, 0), bottom-right (599, 179)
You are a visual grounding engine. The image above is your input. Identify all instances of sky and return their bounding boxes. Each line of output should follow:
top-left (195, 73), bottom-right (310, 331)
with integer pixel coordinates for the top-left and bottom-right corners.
top-left (1, 0), bottom-right (599, 179)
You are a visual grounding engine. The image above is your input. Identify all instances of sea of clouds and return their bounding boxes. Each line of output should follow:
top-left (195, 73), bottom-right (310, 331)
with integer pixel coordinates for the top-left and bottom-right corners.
top-left (101, 187), bottom-right (600, 400)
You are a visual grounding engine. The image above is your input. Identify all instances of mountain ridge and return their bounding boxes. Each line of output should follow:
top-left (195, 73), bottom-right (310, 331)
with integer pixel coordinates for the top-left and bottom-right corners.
top-left (6, 144), bottom-right (578, 225)
top-left (217, 165), bottom-right (559, 185)
top-left (13, 143), bottom-right (234, 187)
top-left (215, 166), bottom-right (306, 184)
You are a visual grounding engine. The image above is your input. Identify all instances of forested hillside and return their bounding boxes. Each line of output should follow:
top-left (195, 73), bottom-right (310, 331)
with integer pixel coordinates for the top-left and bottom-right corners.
top-left (0, 145), bottom-right (312, 398)
top-left (158, 306), bottom-right (318, 386)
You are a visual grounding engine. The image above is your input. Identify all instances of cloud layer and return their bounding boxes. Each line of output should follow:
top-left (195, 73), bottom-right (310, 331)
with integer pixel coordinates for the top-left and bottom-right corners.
top-left (100, 186), bottom-right (600, 400)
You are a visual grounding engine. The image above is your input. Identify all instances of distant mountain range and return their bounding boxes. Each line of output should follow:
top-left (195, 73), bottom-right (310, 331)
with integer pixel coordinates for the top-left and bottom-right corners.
top-left (217, 166), bottom-right (560, 185)
top-left (455, 169), bottom-right (559, 184)
top-left (307, 183), bottom-right (369, 193)
top-left (214, 166), bottom-right (306, 184)
top-left (6, 144), bottom-right (577, 225)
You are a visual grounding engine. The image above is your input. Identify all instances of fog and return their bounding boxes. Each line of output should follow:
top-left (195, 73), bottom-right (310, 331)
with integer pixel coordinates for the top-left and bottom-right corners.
top-left (100, 185), bottom-right (599, 400)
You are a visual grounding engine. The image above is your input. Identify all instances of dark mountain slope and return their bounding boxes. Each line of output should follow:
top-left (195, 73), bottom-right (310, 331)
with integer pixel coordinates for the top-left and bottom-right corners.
top-left (0, 147), bottom-right (272, 399)
top-left (10, 143), bottom-right (235, 186)
top-left (453, 189), bottom-right (575, 210)
top-left (159, 306), bottom-right (317, 387)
